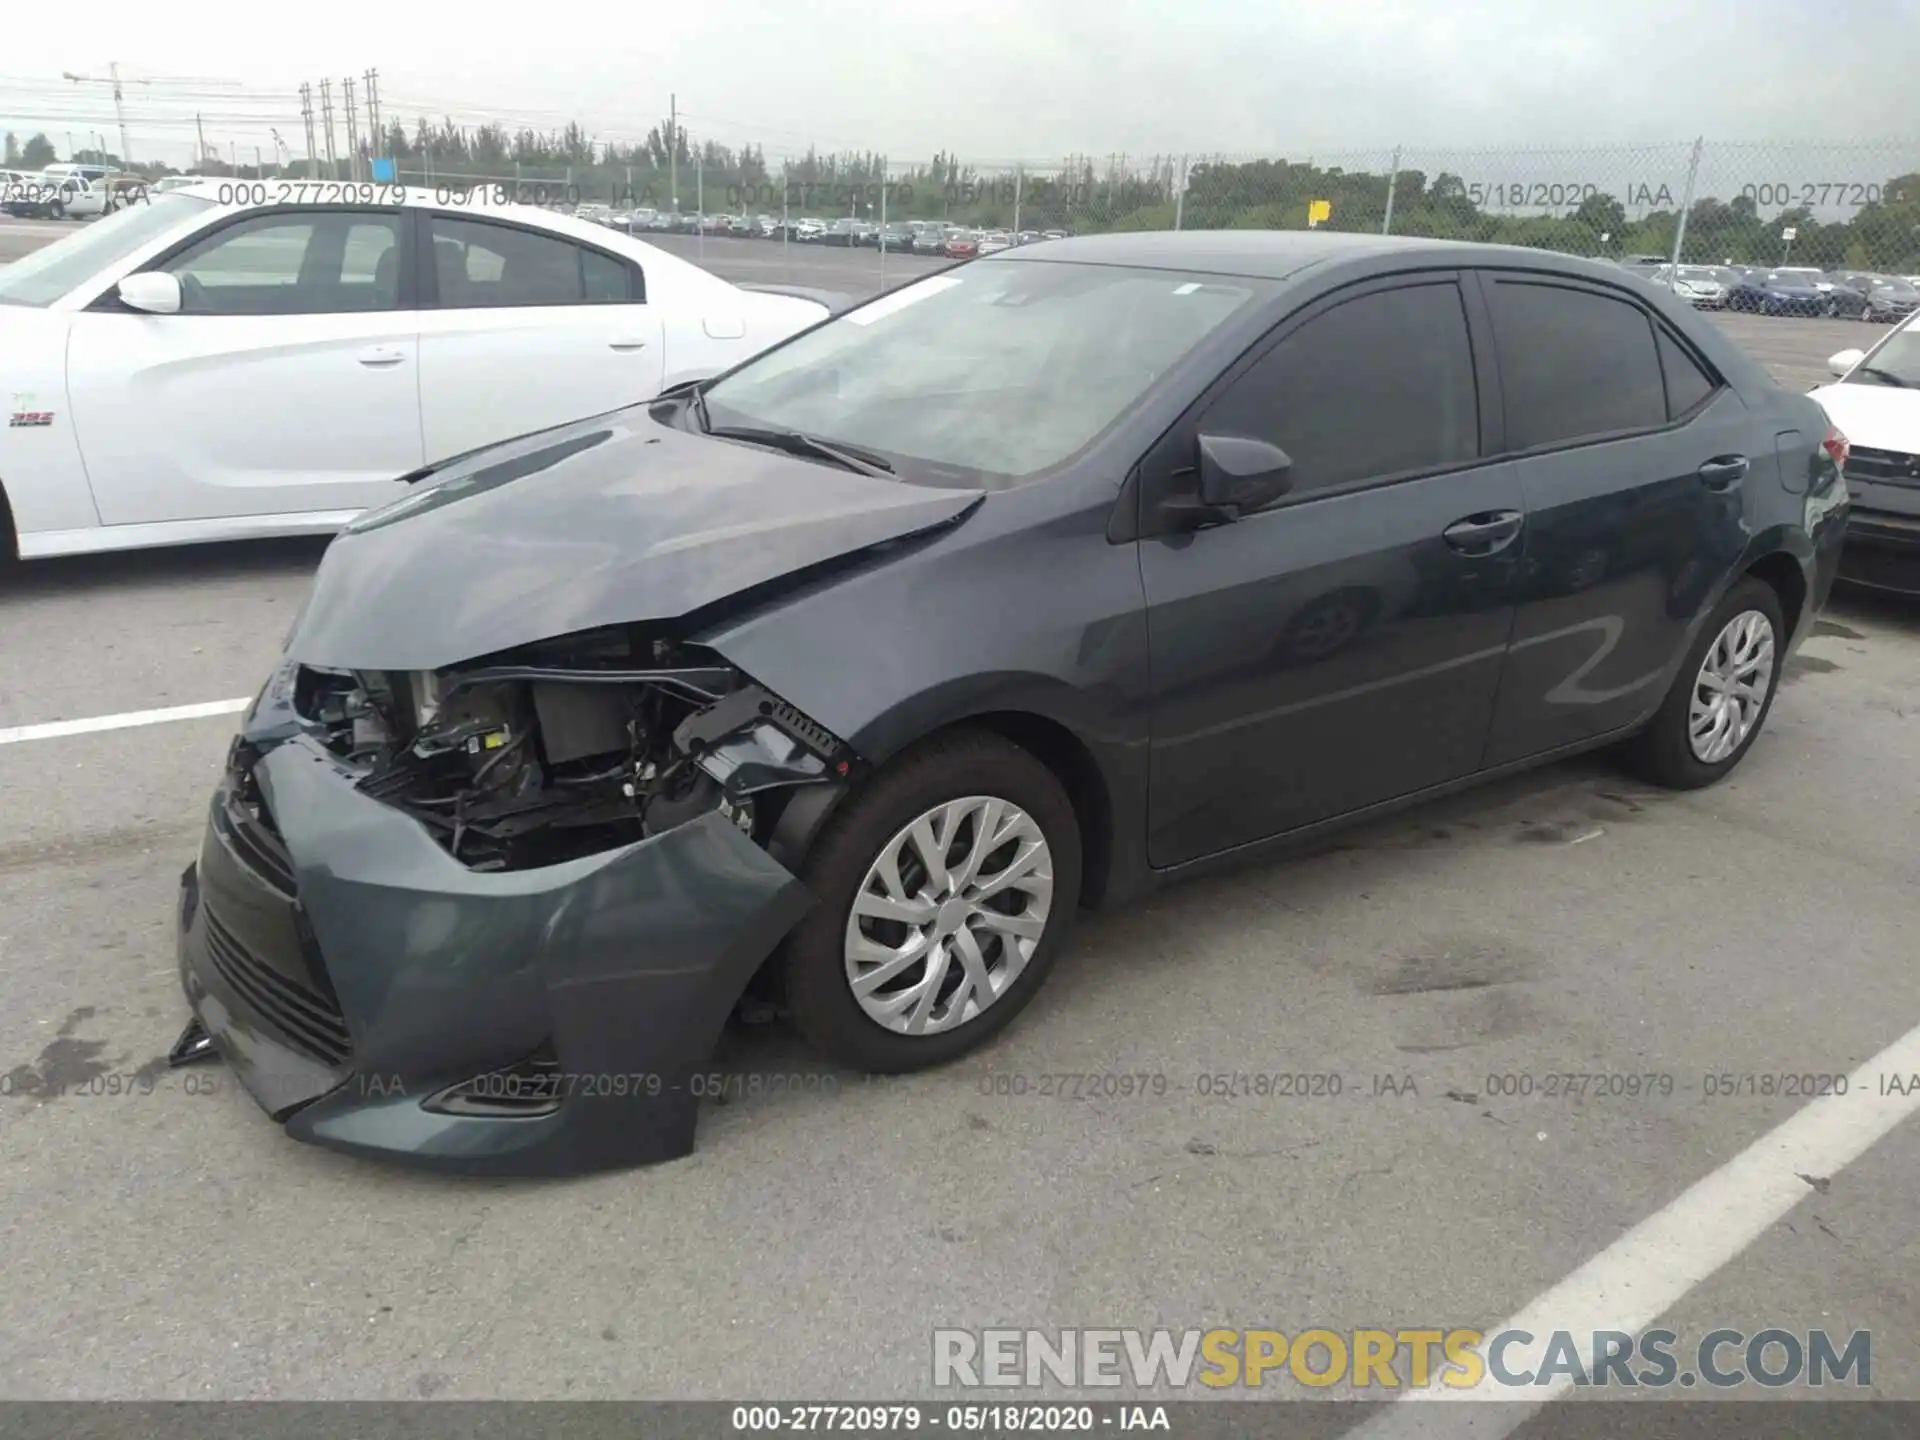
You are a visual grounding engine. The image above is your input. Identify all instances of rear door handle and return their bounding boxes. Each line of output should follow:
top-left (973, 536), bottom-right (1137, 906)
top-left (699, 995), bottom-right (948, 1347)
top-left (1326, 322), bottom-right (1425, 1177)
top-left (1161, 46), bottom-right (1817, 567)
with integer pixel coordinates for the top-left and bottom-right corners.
top-left (357, 346), bottom-right (407, 366)
top-left (1442, 509), bottom-right (1524, 555)
top-left (1698, 455), bottom-right (1749, 490)
top-left (607, 337), bottom-right (650, 351)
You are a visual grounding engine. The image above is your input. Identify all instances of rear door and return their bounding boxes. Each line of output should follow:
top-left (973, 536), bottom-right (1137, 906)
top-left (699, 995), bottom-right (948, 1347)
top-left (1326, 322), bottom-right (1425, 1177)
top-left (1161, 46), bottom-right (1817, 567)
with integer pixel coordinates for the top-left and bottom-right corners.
top-left (414, 212), bottom-right (665, 464)
top-left (1138, 274), bottom-right (1525, 868)
top-left (1475, 271), bottom-right (1756, 766)
top-left (66, 205), bottom-right (424, 524)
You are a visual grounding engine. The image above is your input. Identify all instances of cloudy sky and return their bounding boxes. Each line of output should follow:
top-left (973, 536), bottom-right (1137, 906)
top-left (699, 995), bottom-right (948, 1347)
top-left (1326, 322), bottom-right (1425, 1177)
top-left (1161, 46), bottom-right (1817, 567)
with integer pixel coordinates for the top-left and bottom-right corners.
top-left (3, 0), bottom-right (1917, 171)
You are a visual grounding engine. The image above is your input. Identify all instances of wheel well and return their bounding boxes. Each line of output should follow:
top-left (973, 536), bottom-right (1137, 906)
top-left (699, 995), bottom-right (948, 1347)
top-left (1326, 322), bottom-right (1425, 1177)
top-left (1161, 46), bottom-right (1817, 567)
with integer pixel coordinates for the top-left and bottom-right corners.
top-left (0, 480), bottom-right (17, 566)
top-left (1745, 551), bottom-right (1807, 640)
top-left (960, 711), bottom-right (1114, 911)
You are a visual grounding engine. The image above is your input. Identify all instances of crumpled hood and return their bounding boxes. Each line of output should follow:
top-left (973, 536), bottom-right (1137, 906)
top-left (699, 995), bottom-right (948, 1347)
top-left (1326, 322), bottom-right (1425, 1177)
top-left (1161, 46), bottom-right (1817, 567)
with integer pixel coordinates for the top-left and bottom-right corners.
top-left (285, 405), bottom-right (981, 672)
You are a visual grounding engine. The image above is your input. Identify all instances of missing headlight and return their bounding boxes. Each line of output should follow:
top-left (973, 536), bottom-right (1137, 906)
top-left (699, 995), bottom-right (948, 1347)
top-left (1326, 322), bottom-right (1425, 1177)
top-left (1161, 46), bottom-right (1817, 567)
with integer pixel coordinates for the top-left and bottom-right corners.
top-left (327, 631), bottom-right (854, 872)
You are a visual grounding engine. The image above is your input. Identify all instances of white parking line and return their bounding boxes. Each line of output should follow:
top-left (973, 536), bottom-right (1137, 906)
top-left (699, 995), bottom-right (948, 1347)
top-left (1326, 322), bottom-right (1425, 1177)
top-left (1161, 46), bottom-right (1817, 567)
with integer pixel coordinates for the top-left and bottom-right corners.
top-left (1344, 1019), bottom-right (1920, 1437)
top-left (0, 698), bottom-right (250, 746)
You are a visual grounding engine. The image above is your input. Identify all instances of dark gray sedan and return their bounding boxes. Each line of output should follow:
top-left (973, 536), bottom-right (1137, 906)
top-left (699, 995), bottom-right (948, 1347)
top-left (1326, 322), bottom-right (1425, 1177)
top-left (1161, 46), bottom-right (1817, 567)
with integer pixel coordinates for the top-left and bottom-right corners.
top-left (175, 231), bottom-right (1850, 1175)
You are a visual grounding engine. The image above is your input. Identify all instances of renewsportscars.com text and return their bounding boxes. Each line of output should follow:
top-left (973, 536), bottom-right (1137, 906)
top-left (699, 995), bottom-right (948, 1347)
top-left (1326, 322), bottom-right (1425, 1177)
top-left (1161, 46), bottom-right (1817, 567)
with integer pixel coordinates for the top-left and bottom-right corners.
top-left (932, 1327), bottom-right (1871, 1391)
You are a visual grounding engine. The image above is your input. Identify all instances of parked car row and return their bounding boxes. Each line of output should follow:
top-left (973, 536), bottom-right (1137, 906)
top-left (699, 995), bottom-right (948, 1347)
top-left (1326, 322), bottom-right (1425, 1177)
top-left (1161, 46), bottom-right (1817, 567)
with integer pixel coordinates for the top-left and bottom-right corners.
top-left (561, 206), bottom-right (1073, 257)
top-left (1624, 257), bottom-right (1920, 321)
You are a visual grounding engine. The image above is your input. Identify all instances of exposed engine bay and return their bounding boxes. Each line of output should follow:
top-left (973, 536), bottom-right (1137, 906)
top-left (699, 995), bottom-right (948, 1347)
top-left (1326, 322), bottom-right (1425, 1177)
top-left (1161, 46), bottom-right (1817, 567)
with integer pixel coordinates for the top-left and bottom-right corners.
top-left (287, 625), bottom-right (852, 871)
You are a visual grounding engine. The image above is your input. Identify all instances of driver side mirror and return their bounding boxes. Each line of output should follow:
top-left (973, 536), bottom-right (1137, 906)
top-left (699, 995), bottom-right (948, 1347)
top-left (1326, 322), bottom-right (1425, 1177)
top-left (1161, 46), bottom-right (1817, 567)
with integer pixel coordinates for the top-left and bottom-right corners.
top-left (1193, 432), bottom-right (1293, 516)
top-left (116, 272), bottom-right (183, 315)
top-left (1827, 347), bottom-right (1866, 377)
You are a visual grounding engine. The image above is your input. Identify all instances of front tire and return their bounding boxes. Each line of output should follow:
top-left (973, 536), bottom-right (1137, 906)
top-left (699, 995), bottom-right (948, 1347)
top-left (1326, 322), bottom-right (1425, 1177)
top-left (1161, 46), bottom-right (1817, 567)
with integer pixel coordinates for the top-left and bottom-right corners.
top-left (781, 729), bottom-right (1083, 1073)
top-left (1618, 577), bottom-right (1785, 790)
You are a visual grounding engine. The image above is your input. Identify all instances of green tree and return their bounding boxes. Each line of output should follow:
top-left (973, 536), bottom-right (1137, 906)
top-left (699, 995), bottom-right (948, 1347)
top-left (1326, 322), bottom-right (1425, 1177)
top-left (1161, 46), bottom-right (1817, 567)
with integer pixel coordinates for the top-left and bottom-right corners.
top-left (21, 132), bottom-right (56, 168)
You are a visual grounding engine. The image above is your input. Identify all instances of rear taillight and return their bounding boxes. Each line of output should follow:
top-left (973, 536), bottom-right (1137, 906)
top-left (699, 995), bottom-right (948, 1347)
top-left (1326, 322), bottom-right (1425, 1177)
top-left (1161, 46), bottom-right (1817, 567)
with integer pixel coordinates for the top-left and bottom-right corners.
top-left (1823, 425), bottom-right (1850, 471)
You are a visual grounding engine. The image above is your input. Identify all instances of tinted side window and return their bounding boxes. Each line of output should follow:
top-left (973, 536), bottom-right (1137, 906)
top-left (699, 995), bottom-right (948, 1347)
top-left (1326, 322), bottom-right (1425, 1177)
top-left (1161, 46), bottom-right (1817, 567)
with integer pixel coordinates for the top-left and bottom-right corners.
top-left (1487, 280), bottom-right (1667, 449)
top-left (1656, 328), bottom-right (1717, 419)
top-left (1198, 282), bottom-right (1479, 497)
top-left (163, 209), bottom-right (404, 315)
top-left (428, 216), bottom-right (638, 308)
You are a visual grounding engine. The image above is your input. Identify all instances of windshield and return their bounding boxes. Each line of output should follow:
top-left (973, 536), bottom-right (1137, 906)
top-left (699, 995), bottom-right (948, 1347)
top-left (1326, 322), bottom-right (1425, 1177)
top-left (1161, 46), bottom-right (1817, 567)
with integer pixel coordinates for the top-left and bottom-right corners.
top-left (1872, 278), bottom-right (1918, 296)
top-left (0, 194), bottom-right (215, 307)
top-left (1676, 267), bottom-right (1719, 282)
top-left (1842, 324), bottom-right (1920, 388)
top-left (700, 261), bottom-right (1267, 486)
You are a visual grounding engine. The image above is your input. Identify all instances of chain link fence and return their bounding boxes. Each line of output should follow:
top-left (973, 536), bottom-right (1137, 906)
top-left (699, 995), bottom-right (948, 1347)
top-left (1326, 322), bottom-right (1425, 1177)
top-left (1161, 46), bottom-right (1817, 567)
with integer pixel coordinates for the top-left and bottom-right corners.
top-left (307, 136), bottom-right (1920, 290)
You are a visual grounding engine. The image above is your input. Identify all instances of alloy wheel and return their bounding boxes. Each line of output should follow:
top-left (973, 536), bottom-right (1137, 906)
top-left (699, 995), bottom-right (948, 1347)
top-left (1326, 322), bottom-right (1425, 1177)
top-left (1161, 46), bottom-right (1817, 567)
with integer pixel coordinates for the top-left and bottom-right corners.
top-left (843, 795), bottom-right (1054, 1036)
top-left (1688, 610), bottom-right (1776, 764)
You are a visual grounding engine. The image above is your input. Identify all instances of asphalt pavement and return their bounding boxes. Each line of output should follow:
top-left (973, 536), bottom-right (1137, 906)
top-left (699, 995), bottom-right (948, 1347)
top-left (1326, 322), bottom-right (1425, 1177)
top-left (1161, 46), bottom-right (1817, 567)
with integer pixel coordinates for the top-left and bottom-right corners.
top-left (1, 215), bottom-right (1918, 1422)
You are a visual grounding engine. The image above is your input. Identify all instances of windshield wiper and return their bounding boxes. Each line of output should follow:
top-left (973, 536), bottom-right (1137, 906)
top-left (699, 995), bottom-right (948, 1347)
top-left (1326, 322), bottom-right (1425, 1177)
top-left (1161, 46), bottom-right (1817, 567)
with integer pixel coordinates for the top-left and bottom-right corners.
top-left (1850, 365), bottom-right (1911, 388)
top-left (705, 425), bottom-right (895, 475)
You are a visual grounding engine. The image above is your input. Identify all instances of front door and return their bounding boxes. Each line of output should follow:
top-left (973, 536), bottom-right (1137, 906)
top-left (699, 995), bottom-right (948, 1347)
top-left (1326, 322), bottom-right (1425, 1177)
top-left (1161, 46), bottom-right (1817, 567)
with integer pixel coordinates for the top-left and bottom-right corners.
top-left (67, 206), bottom-right (423, 525)
top-left (1139, 276), bottom-right (1525, 869)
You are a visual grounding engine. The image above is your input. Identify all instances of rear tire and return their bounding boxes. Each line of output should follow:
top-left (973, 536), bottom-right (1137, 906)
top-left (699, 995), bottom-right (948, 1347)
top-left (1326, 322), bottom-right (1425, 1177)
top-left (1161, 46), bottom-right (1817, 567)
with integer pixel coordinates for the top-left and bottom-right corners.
top-left (1617, 577), bottom-right (1786, 790)
top-left (781, 729), bottom-right (1083, 1073)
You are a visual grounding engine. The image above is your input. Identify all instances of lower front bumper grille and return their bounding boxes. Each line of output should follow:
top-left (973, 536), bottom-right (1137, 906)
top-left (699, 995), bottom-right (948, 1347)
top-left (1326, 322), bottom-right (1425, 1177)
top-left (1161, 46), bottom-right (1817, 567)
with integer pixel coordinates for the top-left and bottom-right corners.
top-left (1846, 447), bottom-right (1920, 491)
top-left (202, 909), bottom-right (352, 1067)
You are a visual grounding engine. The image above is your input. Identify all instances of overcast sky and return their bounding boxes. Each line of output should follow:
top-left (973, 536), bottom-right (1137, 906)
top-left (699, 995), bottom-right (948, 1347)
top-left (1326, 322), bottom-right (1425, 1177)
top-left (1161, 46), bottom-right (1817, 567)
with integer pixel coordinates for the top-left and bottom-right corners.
top-left (3, 0), bottom-right (1918, 171)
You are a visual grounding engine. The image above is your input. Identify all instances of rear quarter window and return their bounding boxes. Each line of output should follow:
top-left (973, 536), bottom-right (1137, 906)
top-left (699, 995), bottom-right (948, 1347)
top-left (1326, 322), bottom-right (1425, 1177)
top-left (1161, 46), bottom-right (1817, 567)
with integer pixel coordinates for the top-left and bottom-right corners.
top-left (1485, 278), bottom-right (1668, 450)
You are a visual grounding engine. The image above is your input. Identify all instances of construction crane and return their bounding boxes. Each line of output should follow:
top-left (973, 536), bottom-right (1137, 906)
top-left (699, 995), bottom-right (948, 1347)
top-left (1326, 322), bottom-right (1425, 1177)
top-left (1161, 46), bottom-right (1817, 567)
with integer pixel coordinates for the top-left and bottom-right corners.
top-left (60, 65), bottom-right (243, 166)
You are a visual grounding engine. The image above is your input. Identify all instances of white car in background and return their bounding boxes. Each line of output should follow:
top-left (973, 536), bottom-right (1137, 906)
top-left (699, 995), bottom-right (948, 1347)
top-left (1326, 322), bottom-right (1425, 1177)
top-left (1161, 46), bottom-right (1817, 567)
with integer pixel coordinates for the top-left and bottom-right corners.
top-left (0, 182), bottom-right (835, 562)
top-left (1810, 313), bottom-right (1920, 596)
top-left (1, 172), bottom-right (110, 220)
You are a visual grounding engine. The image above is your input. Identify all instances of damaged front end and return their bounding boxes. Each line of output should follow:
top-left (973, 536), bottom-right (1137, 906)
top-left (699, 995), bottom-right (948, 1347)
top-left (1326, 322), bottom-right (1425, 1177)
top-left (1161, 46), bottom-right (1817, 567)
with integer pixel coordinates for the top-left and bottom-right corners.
top-left (295, 625), bottom-right (853, 871)
top-left (176, 623), bottom-right (857, 1176)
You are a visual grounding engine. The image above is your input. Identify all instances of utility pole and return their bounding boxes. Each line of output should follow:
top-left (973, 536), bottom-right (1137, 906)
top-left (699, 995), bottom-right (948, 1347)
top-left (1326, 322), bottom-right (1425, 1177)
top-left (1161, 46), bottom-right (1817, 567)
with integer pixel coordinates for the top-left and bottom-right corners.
top-left (1667, 135), bottom-right (1704, 288)
top-left (364, 68), bottom-right (382, 172)
top-left (194, 114), bottom-right (208, 168)
top-left (668, 93), bottom-right (677, 213)
top-left (319, 79), bottom-right (338, 178)
top-left (1381, 145), bottom-right (1402, 235)
top-left (342, 76), bottom-right (360, 182)
top-left (299, 85), bottom-right (319, 178)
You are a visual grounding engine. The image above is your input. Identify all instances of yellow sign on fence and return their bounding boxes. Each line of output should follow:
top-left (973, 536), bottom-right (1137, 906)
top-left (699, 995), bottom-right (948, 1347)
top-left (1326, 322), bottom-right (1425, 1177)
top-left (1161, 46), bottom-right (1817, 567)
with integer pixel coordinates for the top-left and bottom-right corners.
top-left (1307, 198), bottom-right (1332, 226)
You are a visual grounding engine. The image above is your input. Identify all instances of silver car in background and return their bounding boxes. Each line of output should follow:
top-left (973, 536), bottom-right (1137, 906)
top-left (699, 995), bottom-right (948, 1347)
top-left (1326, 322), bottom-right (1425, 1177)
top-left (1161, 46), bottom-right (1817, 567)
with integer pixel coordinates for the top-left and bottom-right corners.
top-left (1646, 264), bottom-right (1730, 309)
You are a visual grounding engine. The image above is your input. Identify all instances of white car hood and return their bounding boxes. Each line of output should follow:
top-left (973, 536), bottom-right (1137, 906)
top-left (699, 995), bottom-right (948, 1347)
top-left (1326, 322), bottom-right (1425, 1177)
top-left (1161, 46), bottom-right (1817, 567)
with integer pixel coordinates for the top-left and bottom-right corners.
top-left (1808, 382), bottom-right (1920, 454)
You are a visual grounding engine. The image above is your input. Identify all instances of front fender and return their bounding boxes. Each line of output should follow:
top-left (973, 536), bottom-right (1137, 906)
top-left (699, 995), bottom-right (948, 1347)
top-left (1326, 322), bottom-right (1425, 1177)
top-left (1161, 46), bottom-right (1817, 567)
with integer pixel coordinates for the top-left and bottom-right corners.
top-left (697, 490), bottom-right (1156, 902)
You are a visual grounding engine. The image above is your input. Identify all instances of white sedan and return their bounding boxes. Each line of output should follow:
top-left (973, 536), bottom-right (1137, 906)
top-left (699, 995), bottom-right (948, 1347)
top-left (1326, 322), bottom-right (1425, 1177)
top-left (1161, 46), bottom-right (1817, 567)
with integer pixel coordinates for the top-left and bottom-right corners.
top-left (1811, 312), bottom-right (1920, 595)
top-left (0, 182), bottom-right (833, 561)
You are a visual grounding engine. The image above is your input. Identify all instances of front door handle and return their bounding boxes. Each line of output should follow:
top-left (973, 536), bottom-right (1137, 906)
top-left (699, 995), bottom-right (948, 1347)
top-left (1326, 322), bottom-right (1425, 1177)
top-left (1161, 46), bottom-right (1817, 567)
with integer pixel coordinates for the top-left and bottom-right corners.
top-left (607, 337), bottom-right (650, 351)
top-left (1698, 455), bottom-right (1749, 490)
top-left (1442, 509), bottom-right (1524, 555)
top-left (356, 346), bottom-right (406, 366)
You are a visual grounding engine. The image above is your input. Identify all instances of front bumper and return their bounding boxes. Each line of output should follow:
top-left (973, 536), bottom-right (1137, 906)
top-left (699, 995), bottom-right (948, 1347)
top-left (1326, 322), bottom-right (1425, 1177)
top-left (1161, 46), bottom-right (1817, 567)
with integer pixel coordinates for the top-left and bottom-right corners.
top-left (176, 734), bottom-right (813, 1176)
top-left (1838, 508), bottom-right (1920, 596)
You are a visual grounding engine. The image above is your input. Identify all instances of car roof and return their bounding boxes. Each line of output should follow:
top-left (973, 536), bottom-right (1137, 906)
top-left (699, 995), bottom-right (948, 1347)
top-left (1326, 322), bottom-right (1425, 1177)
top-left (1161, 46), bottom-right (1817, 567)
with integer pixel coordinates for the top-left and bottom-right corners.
top-left (986, 229), bottom-right (1637, 284)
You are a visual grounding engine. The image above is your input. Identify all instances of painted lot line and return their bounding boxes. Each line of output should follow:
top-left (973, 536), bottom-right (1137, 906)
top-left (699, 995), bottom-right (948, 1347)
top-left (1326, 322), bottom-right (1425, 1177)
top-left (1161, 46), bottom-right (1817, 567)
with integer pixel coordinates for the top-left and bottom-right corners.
top-left (1345, 1018), bottom-right (1920, 1437)
top-left (0, 697), bottom-right (249, 746)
